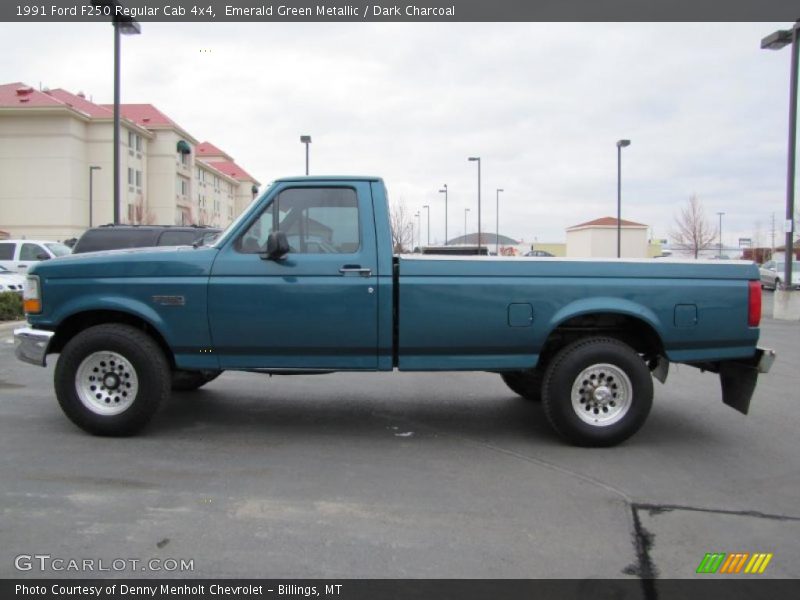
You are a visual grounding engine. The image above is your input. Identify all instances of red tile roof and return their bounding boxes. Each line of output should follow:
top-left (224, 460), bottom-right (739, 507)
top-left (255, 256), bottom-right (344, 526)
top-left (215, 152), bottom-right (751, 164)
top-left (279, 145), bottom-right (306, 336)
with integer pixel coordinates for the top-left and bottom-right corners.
top-left (48, 88), bottom-right (112, 118)
top-left (568, 217), bottom-right (647, 229)
top-left (0, 82), bottom-right (66, 108)
top-left (205, 160), bottom-right (258, 184)
top-left (100, 103), bottom-right (178, 128)
top-left (197, 141), bottom-right (231, 160)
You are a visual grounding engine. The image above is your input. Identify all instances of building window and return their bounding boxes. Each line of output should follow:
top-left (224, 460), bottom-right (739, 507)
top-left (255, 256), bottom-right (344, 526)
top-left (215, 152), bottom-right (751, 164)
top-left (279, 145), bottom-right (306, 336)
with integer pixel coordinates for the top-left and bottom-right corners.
top-left (127, 168), bottom-right (134, 185)
top-left (128, 131), bottom-right (134, 147)
top-left (135, 170), bottom-right (142, 189)
top-left (135, 135), bottom-right (142, 152)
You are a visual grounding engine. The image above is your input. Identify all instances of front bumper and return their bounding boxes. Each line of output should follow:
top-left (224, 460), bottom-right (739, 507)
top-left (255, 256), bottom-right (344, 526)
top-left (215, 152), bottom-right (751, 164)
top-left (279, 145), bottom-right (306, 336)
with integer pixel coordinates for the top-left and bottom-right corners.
top-left (14, 327), bottom-right (54, 367)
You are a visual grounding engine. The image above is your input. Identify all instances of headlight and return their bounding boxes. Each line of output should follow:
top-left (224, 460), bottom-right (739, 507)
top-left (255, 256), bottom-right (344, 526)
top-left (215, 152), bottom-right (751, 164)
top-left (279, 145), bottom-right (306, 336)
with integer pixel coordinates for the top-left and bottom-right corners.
top-left (23, 275), bottom-right (42, 314)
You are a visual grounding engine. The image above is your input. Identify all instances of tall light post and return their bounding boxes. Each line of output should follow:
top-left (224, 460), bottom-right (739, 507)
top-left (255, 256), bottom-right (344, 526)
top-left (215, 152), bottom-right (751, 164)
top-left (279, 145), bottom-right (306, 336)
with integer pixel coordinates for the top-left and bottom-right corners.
top-left (495, 188), bottom-right (504, 256)
top-left (762, 22), bottom-right (799, 292)
top-left (414, 211), bottom-right (421, 250)
top-left (422, 204), bottom-right (430, 246)
top-left (92, 1), bottom-right (141, 225)
top-left (439, 184), bottom-right (448, 245)
top-left (717, 212), bottom-right (725, 257)
top-left (616, 139), bottom-right (631, 258)
top-left (300, 135), bottom-right (312, 175)
top-left (468, 157), bottom-right (481, 250)
top-left (464, 207), bottom-right (470, 242)
top-left (89, 166), bottom-right (101, 227)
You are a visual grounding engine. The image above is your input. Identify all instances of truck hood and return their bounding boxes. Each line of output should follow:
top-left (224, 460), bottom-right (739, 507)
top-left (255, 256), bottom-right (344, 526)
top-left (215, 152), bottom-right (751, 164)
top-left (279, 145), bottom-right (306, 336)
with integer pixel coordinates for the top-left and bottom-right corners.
top-left (29, 246), bottom-right (219, 279)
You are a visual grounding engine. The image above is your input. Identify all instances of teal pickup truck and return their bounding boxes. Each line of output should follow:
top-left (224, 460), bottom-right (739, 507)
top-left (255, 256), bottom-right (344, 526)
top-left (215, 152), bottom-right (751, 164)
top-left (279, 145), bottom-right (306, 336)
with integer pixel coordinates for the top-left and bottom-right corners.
top-left (15, 177), bottom-right (775, 446)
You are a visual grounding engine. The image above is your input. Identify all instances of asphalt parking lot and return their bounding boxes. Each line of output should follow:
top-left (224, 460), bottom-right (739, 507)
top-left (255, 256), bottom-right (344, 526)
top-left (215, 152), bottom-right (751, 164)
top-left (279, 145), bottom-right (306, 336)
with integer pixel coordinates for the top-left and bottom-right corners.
top-left (0, 293), bottom-right (798, 581)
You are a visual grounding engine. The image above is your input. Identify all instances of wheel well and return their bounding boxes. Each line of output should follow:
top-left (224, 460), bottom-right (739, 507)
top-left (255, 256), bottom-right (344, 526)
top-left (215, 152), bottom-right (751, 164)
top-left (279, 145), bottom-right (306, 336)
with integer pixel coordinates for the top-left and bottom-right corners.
top-left (49, 310), bottom-right (175, 368)
top-left (540, 313), bottom-right (664, 367)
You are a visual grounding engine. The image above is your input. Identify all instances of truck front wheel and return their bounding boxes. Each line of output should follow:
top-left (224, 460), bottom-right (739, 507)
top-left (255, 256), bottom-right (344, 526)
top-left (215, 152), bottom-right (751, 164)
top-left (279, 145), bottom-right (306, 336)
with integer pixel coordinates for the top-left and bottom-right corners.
top-left (541, 337), bottom-right (653, 447)
top-left (54, 324), bottom-right (171, 436)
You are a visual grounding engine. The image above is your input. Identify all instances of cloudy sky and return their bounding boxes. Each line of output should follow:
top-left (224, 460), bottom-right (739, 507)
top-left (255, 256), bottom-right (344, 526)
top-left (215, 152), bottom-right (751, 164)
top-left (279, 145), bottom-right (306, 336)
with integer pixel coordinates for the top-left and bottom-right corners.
top-left (1, 21), bottom-right (796, 246)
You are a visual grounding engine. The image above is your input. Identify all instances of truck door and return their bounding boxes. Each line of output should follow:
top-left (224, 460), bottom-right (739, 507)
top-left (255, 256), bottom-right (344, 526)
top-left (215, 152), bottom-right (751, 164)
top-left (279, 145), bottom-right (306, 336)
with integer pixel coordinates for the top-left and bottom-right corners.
top-left (207, 182), bottom-right (379, 370)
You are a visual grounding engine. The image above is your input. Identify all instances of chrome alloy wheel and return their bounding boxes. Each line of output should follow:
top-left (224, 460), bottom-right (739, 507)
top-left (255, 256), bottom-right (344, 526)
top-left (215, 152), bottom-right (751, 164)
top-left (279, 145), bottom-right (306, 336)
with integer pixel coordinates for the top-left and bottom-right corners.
top-left (570, 363), bottom-right (632, 427)
top-left (75, 351), bottom-right (139, 416)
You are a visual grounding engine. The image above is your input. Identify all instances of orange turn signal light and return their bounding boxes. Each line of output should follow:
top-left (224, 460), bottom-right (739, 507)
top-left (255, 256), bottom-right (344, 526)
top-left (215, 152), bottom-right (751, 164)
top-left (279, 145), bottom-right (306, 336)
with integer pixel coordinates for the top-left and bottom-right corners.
top-left (24, 298), bottom-right (41, 314)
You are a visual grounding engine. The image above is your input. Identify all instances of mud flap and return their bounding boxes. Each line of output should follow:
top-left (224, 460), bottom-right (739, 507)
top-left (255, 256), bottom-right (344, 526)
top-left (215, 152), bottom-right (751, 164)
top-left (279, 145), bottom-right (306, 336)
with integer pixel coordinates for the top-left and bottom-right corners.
top-left (719, 362), bottom-right (758, 415)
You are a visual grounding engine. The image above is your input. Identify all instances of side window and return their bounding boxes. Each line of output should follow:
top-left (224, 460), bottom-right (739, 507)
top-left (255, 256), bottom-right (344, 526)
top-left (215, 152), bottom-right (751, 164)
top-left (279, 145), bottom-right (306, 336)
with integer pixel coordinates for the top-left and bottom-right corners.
top-left (237, 187), bottom-right (359, 254)
top-left (0, 243), bottom-right (14, 260)
top-left (20, 243), bottom-right (46, 261)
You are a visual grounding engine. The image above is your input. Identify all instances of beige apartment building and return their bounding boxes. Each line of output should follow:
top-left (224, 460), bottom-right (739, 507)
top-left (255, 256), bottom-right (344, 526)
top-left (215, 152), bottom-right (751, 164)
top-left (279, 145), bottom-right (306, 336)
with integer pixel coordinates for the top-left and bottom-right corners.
top-left (0, 82), bottom-right (260, 241)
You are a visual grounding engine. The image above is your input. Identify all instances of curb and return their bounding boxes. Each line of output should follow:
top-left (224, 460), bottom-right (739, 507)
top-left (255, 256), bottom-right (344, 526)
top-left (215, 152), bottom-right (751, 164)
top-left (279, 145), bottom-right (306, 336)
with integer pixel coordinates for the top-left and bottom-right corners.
top-left (0, 320), bottom-right (26, 335)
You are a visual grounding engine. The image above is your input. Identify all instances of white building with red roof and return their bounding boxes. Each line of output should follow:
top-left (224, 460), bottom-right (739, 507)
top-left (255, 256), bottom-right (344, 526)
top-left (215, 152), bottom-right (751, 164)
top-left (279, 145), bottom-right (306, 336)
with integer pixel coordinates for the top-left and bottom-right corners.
top-left (0, 82), bottom-right (260, 240)
top-left (566, 216), bottom-right (649, 258)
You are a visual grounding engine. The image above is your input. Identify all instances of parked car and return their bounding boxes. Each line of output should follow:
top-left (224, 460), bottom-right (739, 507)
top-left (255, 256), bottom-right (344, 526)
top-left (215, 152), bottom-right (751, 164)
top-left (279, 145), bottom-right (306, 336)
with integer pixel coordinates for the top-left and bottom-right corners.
top-left (524, 250), bottom-right (555, 257)
top-left (759, 260), bottom-right (800, 290)
top-left (0, 239), bottom-right (72, 273)
top-left (0, 265), bottom-right (26, 293)
top-left (72, 225), bottom-right (222, 254)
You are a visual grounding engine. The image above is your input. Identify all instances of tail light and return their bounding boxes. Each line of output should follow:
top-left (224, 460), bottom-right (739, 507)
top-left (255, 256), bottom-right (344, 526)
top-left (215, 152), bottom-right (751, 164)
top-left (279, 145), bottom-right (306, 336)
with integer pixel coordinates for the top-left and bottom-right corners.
top-left (748, 280), bottom-right (761, 327)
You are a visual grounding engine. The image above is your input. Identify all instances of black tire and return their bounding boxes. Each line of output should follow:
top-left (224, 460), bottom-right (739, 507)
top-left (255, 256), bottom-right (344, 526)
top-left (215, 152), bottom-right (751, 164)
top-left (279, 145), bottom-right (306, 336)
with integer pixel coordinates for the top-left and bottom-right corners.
top-left (54, 324), bottom-right (171, 436)
top-left (171, 369), bottom-right (222, 392)
top-left (541, 337), bottom-right (653, 447)
top-left (501, 369), bottom-right (543, 401)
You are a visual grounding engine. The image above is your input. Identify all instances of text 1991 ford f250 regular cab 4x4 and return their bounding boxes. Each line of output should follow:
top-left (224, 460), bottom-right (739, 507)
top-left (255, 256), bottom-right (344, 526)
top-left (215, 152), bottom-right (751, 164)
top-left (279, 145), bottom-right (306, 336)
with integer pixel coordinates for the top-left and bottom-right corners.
top-left (15, 177), bottom-right (775, 446)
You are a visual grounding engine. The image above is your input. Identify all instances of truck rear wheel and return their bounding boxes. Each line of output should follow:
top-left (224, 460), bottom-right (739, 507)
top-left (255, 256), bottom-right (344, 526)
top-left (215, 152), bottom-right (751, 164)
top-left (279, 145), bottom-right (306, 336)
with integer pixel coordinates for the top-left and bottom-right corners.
top-left (541, 337), bottom-right (653, 447)
top-left (501, 369), bottom-right (543, 401)
top-left (54, 324), bottom-right (171, 436)
top-left (172, 369), bottom-right (222, 391)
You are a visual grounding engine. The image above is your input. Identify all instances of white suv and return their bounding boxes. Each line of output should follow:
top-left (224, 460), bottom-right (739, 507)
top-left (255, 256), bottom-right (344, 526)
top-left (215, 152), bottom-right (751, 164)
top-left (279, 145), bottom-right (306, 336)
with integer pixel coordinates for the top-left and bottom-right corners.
top-left (0, 239), bottom-right (72, 273)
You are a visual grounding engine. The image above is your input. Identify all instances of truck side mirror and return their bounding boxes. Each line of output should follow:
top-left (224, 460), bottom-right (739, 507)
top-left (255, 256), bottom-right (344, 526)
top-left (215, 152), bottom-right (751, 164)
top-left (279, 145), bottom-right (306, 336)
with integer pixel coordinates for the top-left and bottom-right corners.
top-left (265, 231), bottom-right (290, 260)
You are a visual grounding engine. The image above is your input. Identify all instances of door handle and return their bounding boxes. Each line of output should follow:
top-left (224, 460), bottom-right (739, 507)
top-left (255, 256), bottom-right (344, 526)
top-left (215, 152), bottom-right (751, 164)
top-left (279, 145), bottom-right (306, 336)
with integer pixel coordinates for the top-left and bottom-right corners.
top-left (339, 265), bottom-right (372, 277)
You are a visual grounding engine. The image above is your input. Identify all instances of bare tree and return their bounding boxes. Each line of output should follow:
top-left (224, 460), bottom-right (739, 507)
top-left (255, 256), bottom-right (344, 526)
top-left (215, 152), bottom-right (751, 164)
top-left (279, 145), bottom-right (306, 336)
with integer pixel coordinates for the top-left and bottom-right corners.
top-left (670, 195), bottom-right (717, 258)
top-left (389, 198), bottom-right (413, 253)
top-left (130, 197), bottom-right (156, 225)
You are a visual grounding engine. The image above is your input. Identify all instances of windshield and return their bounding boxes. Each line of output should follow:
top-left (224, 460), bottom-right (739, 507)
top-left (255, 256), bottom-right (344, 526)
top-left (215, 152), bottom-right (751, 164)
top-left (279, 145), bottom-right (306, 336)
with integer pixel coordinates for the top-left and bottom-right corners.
top-left (211, 192), bottom-right (266, 248)
top-left (46, 242), bottom-right (72, 257)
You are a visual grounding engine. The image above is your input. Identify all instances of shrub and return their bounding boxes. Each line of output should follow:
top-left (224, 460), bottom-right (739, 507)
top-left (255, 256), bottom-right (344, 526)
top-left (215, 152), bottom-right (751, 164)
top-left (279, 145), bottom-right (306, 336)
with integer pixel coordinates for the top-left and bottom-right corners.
top-left (0, 291), bottom-right (24, 321)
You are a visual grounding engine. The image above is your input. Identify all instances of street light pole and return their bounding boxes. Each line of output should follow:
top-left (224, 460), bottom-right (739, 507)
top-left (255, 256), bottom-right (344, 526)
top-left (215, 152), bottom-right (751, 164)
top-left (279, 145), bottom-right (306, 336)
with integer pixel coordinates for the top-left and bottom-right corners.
top-left (616, 139), bottom-right (631, 258)
top-left (464, 208), bottom-right (470, 242)
top-left (762, 22), bottom-right (799, 291)
top-left (422, 204), bottom-right (430, 246)
top-left (414, 211), bottom-right (421, 250)
top-left (468, 157), bottom-right (481, 250)
top-left (717, 212), bottom-right (725, 257)
top-left (91, 2), bottom-right (140, 225)
top-left (300, 135), bottom-right (312, 175)
top-left (89, 166), bottom-right (101, 227)
top-left (495, 188), bottom-right (504, 256)
top-left (439, 184), bottom-right (448, 245)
